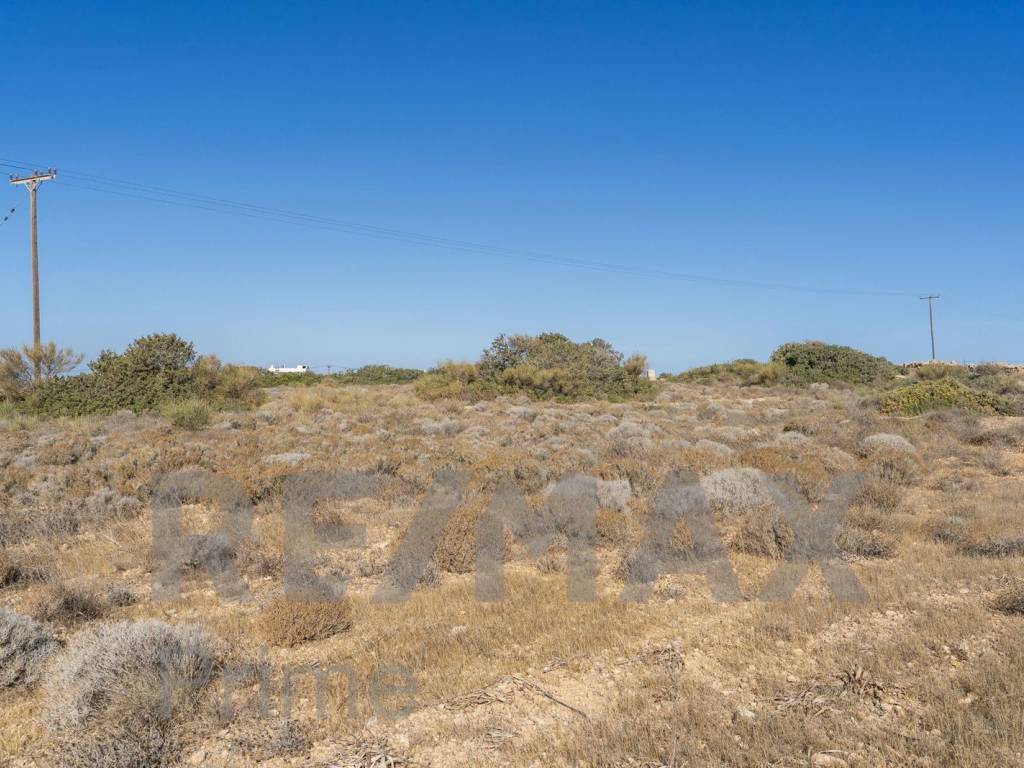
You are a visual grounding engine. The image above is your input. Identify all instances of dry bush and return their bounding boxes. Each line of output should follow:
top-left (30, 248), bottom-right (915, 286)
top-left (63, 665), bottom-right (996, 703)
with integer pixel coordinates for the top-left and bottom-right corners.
top-left (860, 432), bottom-right (916, 456)
top-left (41, 620), bottom-right (216, 765)
top-left (738, 446), bottom-right (832, 502)
top-left (701, 468), bottom-right (772, 517)
top-left (975, 446), bottom-right (1010, 476)
top-left (33, 581), bottom-right (108, 625)
top-left (858, 451), bottom-right (921, 512)
top-left (727, 509), bottom-right (794, 558)
top-left (923, 515), bottom-right (969, 546)
top-left (0, 608), bottom-right (59, 688)
top-left (432, 499), bottom-right (484, 574)
top-left (958, 535), bottom-right (1024, 558)
top-left (44, 620), bottom-right (217, 731)
top-left (596, 457), bottom-right (664, 497)
top-left (991, 581), bottom-right (1024, 615)
top-left (0, 550), bottom-right (23, 587)
top-left (42, 721), bottom-right (176, 768)
top-left (835, 526), bottom-right (897, 558)
top-left (223, 717), bottom-right (309, 761)
top-left (259, 596), bottom-right (352, 647)
top-left (534, 549), bottom-right (566, 573)
top-left (595, 508), bottom-right (640, 548)
top-left (37, 437), bottom-right (91, 466)
top-left (104, 585), bottom-right (138, 608)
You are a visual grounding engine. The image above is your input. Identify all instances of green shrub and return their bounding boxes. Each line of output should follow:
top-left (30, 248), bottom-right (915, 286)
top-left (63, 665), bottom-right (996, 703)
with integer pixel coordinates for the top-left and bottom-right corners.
top-left (879, 379), bottom-right (1015, 416)
top-left (769, 341), bottom-right (897, 385)
top-left (417, 333), bottom-right (653, 402)
top-left (25, 334), bottom-right (260, 418)
top-left (159, 398), bottom-right (212, 430)
top-left (258, 365), bottom-right (423, 388)
top-left (334, 365), bottom-right (422, 385)
top-left (256, 370), bottom-right (321, 387)
top-left (671, 359), bottom-right (783, 386)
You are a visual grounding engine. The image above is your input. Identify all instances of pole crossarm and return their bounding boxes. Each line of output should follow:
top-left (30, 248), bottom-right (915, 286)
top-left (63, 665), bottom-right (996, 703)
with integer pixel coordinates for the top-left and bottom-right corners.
top-left (9, 169), bottom-right (57, 187)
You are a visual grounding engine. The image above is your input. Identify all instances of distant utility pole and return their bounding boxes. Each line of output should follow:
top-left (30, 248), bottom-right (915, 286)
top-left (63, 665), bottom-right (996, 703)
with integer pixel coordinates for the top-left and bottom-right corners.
top-left (9, 169), bottom-right (57, 382)
top-left (920, 295), bottom-right (940, 362)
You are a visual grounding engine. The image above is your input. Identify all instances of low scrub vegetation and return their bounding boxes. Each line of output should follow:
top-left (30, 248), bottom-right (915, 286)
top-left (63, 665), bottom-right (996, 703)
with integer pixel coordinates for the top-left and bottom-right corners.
top-left (416, 332), bottom-right (652, 401)
top-left (879, 379), bottom-right (1016, 416)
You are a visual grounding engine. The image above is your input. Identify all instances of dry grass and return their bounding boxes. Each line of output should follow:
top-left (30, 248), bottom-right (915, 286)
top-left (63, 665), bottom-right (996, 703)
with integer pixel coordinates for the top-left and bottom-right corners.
top-left (1, 378), bottom-right (1022, 766)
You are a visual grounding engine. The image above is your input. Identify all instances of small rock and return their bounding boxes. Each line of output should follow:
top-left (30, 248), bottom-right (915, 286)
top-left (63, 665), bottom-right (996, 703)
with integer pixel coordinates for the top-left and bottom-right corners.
top-left (811, 753), bottom-right (848, 767)
top-left (262, 452), bottom-right (311, 465)
top-left (731, 707), bottom-right (758, 724)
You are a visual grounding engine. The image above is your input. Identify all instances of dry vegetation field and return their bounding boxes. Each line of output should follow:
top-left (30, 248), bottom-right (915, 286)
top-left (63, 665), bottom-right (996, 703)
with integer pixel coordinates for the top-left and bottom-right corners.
top-left (2, 377), bottom-right (1023, 767)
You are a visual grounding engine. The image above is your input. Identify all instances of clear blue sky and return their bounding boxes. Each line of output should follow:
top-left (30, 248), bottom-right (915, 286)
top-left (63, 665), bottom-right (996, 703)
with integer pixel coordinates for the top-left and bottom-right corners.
top-left (2, 2), bottom-right (1021, 371)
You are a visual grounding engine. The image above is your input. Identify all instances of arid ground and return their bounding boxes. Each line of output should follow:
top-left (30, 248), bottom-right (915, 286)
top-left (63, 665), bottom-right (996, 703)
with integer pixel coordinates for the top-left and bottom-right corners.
top-left (2, 381), bottom-right (1023, 767)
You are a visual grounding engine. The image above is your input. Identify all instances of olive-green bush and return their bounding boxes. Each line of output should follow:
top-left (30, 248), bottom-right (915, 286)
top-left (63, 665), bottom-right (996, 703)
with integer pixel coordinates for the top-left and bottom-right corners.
top-left (257, 365), bottom-right (422, 388)
top-left (669, 359), bottom-right (783, 386)
top-left (26, 334), bottom-right (261, 418)
top-left (879, 379), bottom-right (1015, 416)
top-left (158, 397), bottom-right (212, 430)
top-left (416, 333), bottom-right (652, 402)
top-left (769, 341), bottom-right (897, 384)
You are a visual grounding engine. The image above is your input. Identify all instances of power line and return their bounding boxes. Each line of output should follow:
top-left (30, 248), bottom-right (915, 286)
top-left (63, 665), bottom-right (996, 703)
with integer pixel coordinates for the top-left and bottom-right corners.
top-left (0, 157), bottom-right (923, 297)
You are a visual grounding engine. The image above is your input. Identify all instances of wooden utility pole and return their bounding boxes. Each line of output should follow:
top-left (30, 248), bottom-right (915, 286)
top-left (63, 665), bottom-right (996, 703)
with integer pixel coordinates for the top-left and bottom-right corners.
top-left (920, 295), bottom-right (940, 362)
top-left (9, 169), bottom-right (57, 383)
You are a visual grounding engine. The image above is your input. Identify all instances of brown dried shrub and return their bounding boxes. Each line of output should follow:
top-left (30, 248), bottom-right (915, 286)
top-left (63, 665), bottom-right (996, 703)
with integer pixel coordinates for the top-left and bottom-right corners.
top-left (259, 596), bottom-right (352, 647)
top-left (835, 526), bottom-right (897, 559)
top-left (991, 581), bottom-right (1024, 615)
top-left (596, 508), bottom-right (641, 548)
top-left (727, 509), bottom-right (794, 559)
top-left (0, 551), bottom-right (22, 588)
top-left (432, 498), bottom-right (486, 574)
top-left (33, 582), bottom-right (107, 625)
top-left (738, 446), bottom-right (832, 502)
top-left (37, 437), bottom-right (91, 466)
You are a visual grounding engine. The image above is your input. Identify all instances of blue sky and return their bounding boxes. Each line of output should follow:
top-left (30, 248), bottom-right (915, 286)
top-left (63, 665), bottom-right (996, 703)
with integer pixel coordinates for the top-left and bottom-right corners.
top-left (2, 2), bottom-right (1021, 371)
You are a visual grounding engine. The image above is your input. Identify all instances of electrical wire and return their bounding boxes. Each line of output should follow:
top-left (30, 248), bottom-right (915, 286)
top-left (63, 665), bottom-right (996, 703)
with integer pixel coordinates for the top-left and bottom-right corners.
top-left (1, 157), bottom-right (924, 297)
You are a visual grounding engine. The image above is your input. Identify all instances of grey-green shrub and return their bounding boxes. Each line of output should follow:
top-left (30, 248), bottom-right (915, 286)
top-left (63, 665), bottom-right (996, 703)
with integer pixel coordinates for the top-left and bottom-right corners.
top-left (43, 620), bottom-right (217, 767)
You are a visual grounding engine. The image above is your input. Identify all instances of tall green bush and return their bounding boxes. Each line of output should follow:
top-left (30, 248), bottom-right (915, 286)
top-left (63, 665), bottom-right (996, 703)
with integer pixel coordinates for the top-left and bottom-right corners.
top-left (417, 333), bottom-right (651, 402)
top-left (26, 334), bottom-right (261, 418)
top-left (769, 341), bottom-right (897, 384)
